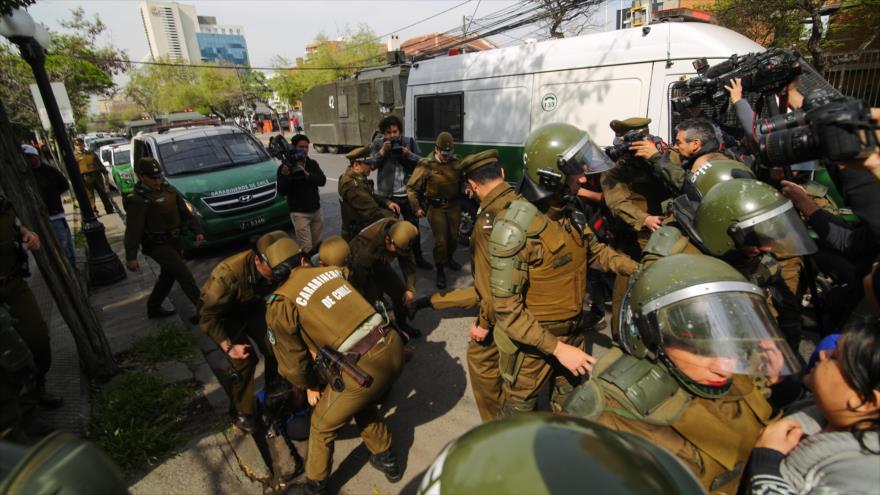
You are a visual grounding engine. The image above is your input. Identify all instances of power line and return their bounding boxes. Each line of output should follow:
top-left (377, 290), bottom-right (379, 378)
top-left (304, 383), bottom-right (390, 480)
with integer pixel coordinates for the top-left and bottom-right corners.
top-left (464, 0), bottom-right (482, 35)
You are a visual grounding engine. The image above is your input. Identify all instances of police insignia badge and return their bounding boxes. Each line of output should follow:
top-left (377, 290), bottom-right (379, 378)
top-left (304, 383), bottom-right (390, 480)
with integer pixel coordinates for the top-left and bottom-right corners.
top-left (266, 327), bottom-right (277, 345)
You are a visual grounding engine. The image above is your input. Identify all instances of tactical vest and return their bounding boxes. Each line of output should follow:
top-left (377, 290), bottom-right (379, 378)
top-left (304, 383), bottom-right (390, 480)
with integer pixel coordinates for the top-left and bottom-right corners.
top-left (132, 183), bottom-right (184, 236)
top-left (423, 158), bottom-right (461, 200)
top-left (339, 168), bottom-right (381, 231)
top-left (77, 152), bottom-right (100, 174)
top-left (567, 348), bottom-right (774, 494)
top-left (272, 267), bottom-right (375, 351)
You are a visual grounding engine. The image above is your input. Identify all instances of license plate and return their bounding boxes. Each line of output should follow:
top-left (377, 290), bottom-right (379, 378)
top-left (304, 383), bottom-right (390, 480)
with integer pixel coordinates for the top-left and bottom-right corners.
top-left (240, 216), bottom-right (266, 230)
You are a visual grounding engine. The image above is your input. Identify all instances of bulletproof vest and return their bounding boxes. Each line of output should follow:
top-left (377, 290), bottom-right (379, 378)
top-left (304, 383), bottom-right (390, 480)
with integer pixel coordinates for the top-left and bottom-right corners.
top-left (520, 207), bottom-right (588, 323)
top-left (423, 158), bottom-right (461, 200)
top-left (76, 152), bottom-right (100, 174)
top-left (133, 183), bottom-right (184, 234)
top-left (0, 206), bottom-right (25, 278)
top-left (339, 168), bottom-right (380, 228)
top-left (568, 348), bottom-right (773, 494)
top-left (273, 267), bottom-right (375, 351)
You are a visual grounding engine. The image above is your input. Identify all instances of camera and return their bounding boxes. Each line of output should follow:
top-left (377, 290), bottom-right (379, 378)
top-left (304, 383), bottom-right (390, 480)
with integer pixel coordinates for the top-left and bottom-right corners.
top-left (268, 134), bottom-right (308, 178)
top-left (387, 136), bottom-right (404, 156)
top-left (604, 129), bottom-right (662, 162)
top-left (759, 94), bottom-right (877, 166)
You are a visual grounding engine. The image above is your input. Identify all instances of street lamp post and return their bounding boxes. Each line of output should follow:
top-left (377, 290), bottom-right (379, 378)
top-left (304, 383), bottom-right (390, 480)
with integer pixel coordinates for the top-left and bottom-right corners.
top-left (1, 8), bottom-right (125, 286)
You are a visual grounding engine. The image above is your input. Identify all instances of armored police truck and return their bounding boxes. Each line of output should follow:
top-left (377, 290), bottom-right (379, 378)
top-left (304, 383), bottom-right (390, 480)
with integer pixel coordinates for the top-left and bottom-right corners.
top-left (405, 22), bottom-right (766, 181)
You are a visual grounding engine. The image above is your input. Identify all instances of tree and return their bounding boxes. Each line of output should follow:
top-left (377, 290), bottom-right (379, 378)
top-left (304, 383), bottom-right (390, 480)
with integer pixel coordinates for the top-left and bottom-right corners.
top-left (533, 0), bottom-right (603, 39)
top-left (0, 7), bottom-right (128, 132)
top-left (0, 0), bottom-right (36, 17)
top-left (269, 25), bottom-right (384, 107)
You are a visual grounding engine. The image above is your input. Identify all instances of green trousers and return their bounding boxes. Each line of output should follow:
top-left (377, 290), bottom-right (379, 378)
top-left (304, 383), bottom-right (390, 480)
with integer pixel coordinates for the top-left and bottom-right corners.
top-left (500, 332), bottom-right (584, 415)
top-left (223, 306), bottom-right (277, 415)
top-left (426, 205), bottom-right (461, 264)
top-left (82, 172), bottom-right (114, 215)
top-left (143, 241), bottom-right (200, 310)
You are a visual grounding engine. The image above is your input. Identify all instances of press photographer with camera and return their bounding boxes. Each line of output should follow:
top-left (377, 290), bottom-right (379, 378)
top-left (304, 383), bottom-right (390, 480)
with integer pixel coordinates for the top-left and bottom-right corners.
top-left (371, 115), bottom-right (433, 269)
top-left (275, 134), bottom-right (327, 254)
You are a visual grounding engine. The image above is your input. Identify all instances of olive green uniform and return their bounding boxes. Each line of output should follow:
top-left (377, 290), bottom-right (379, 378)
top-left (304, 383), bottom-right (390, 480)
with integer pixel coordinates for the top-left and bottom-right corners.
top-left (406, 155), bottom-right (463, 264)
top-left (338, 167), bottom-right (395, 241)
top-left (199, 250), bottom-right (277, 415)
top-left (489, 200), bottom-right (638, 414)
top-left (566, 348), bottom-right (774, 494)
top-left (124, 182), bottom-right (201, 310)
top-left (0, 201), bottom-right (51, 436)
top-left (265, 266), bottom-right (404, 481)
top-left (349, 218), bottom-right (416, 324)
top-left (76, 150), bottom-right (114, 215)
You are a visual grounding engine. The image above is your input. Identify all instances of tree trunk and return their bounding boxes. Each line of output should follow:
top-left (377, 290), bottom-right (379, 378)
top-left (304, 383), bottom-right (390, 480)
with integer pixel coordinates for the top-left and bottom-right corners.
top-left (0, 101), bottom-right (117, 379)
top-left (803, 0), bottom-right (826, 73)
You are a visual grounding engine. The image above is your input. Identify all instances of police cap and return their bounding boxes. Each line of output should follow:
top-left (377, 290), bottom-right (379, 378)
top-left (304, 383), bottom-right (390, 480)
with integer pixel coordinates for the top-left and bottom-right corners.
top-left (265, 238), bottom-right (302, 269)
top-left (318, 235), bottom-right (351, 267)
top-left (136, 157), bottom-right (163, 178)
top-left (609, 117), bottom-right (652, 137)
top-left (388, 220), bottom-right (418, 254)
top-left (256, 230), bottom-right (290, 257)
top-left (345, 146), bottom-right (370, 162)
top-left (460, 149), bottom-right (499, 176)
top-left (435, 132), bottom-right (454, 151)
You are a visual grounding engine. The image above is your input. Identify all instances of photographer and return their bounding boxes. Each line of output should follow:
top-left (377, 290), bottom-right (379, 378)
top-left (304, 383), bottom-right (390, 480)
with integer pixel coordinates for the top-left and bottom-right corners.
top-left (277, 134), bottom-right (327, 254)
top-left (371, 115), bottom-right (432, 269)
top-left (671, 118), bottom-right (721, 170)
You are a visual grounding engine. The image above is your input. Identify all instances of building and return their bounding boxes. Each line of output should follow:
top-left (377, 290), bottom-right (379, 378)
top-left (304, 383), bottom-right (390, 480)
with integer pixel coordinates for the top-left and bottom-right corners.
top-left (139, 1), bottom-right (250, 65)
top-left (595, 0), bottom-right (709, 31)
top-left (96, 94), bottom-right (138, 115)
top-left (401, 33), bottom-right (495, 60)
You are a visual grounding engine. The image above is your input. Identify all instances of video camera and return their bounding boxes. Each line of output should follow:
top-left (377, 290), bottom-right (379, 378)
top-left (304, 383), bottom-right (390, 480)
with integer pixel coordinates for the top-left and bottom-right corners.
top-left (386, 136), bottom-right (405, 156)
top-left (759, 92), bottom-right (877, 167)
top-left (268, 134), bottom-right (307, 178)
top-left (604, 129), bottom-right (664, 162)
top-left (671, 48), bottom-right (802, 114)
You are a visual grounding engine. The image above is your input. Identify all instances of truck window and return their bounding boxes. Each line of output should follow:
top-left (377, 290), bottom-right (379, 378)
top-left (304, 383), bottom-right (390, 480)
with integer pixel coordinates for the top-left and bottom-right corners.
top-left (358, 82), bottom-right (372, 105)
top-left (416, 93), bottom-right (463, 141)
top-left (338, 94), bottom-right (349, 118)
top-left (157, 132), bottom-right (268, 176)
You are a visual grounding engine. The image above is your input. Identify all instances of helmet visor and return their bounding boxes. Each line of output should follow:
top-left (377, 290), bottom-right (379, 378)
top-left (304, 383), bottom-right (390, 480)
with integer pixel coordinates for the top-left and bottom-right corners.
top-left (730, 202), bottom-right (818, 256)
top-left (557, 134), bottom-right (615, 175)
top-left (643, 286), bottom-right (801, 377)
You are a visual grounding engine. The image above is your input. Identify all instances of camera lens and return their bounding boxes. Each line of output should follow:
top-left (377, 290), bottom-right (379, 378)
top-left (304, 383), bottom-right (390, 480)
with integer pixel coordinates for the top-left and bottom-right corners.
top-left (757, 111), bottom-right (807, 135)
top-left (760, 126), bottom-right (818, 166)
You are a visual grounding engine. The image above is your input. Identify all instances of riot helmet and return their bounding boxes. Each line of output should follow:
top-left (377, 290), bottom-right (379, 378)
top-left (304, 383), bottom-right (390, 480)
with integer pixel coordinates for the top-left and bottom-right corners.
top-left (520, 123), bottom-right (614, 202)
top-left (688, 159), bottom-right (755, 199)
top-left (417, 413), bottom-right (706, 495)
top-left (619, 254), bottom-right (801, 396)
top-left (694, 179), bottom-right (817, 257)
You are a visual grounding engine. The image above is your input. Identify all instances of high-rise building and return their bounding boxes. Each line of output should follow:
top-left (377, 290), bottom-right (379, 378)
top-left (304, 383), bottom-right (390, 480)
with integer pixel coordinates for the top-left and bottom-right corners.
top-left (138, 1), bottom-right (250, 65)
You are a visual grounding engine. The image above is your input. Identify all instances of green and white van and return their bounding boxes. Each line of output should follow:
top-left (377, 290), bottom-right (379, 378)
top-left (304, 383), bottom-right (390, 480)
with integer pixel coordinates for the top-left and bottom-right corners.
top-left (131, 124), bottom-right (290, 251)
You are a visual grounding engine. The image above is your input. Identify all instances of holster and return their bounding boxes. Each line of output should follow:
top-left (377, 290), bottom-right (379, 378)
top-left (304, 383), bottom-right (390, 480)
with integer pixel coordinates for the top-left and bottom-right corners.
top-left (145, 228), bottom-right (181, 243)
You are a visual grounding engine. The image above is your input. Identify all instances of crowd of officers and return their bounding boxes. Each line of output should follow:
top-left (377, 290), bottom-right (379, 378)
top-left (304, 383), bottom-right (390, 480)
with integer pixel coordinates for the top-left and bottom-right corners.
top-left (3, 93), bottom-right (879, 494)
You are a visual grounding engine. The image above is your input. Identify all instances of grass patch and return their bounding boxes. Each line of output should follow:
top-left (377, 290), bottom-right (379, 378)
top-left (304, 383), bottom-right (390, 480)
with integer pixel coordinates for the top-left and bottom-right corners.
top-left (73, 228), bottom-right (86, 249)
top-left (129, 322), bottom-right (198, 366)
top-left (90, 371), bottom-right (208, 473)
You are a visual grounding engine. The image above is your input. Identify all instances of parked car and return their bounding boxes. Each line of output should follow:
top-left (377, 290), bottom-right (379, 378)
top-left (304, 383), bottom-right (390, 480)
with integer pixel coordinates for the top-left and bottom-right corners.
top-left (130, 123), bottom-right (291, 252)
top-left (95, 137), bottom-right (129, 169)
top-left (108, 143), bottom-right (136, 195)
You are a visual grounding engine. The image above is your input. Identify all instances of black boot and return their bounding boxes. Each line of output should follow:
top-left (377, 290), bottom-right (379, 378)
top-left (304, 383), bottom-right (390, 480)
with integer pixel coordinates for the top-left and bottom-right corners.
top-left (285, 478), bottom-right (327, 495)
top-left (232, 413), bottom-right (257, 434)
top-left (405, 296), bottom-right (432, 319)
top-left (398, 320), bottom-right (423, 339)
top-left (414, 253), bottom-right (433, 270)
top-left (446, 257), bottom-right (462, 271)
top-left (369, 449), bottom-right (403, 483)
top-left (435, 264), bottom-right (447, 290)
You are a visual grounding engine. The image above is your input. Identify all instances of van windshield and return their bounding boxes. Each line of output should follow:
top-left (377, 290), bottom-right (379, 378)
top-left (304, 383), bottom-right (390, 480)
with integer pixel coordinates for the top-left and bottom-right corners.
top-left (158, 132), bottom-right (268, 176)
top-left (113, 149), bottom-right (130, 166)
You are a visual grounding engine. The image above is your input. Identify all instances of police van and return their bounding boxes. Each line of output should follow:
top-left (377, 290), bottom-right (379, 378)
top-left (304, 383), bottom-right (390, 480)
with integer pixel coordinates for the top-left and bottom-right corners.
top-left (404, 22), bottom-right (765, 181)
top-left (130, 122), bottom-right (290, 252)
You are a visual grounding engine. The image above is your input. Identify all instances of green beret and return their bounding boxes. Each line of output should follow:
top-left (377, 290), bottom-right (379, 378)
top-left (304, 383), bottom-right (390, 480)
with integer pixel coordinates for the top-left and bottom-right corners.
top-left (136, 157), bottom-right (163, 177)
top-left (345, 146), bottom-right (370, 161)
top-left (609, 117), bottom-right (652, 136)
top-left (460, 149), bottom-right (499, 176)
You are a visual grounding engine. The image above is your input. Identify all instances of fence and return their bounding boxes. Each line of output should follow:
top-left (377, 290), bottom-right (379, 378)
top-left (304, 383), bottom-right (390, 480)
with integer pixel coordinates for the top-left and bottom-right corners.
top-left (816, 49), bottom-right (880, 107)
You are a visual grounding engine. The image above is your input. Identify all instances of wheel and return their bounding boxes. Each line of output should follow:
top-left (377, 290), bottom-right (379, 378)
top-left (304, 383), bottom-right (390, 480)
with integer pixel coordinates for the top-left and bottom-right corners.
top-left (326, 145), bottom-right (340, 154)
top-left (313, 144), bottom-right (327, 153)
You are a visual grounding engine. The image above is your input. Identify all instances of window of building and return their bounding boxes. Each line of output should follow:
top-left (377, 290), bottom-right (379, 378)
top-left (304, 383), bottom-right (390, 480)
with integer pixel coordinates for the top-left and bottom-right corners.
top-left (415, 93), bottom-right (463, 141)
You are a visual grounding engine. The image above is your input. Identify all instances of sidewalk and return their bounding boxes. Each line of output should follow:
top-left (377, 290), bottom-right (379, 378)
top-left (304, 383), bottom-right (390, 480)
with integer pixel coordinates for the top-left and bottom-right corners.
top-left (30, 195), bottom-right (266, 493)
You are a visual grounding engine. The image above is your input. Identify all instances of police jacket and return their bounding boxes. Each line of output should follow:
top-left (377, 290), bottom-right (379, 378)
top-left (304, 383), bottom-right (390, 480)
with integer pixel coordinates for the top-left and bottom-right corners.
top-left (277, 157), bottom-right (326, 213)
top-left (123, 182), bottom-right (201, 261)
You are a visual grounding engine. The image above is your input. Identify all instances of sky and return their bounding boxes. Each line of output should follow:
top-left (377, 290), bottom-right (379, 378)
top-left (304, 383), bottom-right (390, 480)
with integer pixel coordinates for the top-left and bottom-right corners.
top-left (28, 0), bottom-right (572, 70)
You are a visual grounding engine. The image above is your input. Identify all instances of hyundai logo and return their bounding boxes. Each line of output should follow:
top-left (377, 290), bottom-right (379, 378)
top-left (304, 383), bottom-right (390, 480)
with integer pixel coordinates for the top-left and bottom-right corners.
top-left (238, 194), bottom-right (252, 203)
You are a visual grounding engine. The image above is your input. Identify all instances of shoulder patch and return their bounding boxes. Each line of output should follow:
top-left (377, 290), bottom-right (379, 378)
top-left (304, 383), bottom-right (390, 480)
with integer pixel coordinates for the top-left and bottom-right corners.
top-left (488, 218), bottom-right (526, 258)
top-left (564, 380), bottom-right (606, 420)
top-left (266, 327), bottom-right (276, 346)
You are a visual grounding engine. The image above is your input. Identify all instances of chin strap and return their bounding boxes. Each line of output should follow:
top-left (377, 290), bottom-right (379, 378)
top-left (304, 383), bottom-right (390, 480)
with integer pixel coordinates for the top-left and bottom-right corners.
top-left (658, 352), bottom-right (732, 399)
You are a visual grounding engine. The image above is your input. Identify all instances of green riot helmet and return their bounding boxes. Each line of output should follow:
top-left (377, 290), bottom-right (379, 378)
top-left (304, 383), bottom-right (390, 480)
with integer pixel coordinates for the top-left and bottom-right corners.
top-left (619, 254), bottom-right (801, 393)
top-left (688, 159), bottom-right (755, 199)
top-left (694, 179), bottom-right (817, 257)
top-left (417, 413), bottom-right (706, 495)
top-left (519, 123), bottom-right (614, 202)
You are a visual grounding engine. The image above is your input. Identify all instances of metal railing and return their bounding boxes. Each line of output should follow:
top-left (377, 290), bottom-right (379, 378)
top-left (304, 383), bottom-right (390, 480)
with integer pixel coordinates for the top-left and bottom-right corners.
top-left (813, 49), bottom-right (880, 107)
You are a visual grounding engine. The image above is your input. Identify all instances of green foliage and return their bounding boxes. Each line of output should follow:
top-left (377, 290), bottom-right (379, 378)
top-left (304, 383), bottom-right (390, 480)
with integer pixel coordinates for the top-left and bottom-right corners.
top-left (826, 0), bottom-right (880, 50)
top-left (704, 0), bottom-right (804, 48)
top-left (90, 371), bottom-right (201, 473)
top-left (0, 7), bottom-right (128, 132)
top-left (0, 0), bottom-right (36, 17)
top-left (269, 24), bottom-right (384, 106)
top-left (130, 322), bottom-right (198, 365)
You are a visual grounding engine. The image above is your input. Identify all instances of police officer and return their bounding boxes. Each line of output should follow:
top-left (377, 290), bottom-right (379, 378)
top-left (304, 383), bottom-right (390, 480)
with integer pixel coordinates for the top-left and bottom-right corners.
top-left (349, 218), bottom-right (422, 338)
top-left (490, 124), bottom-right (638, 415)
top-left (406, 132), bottom-right (464, 289)
top-left (198, 230), bottom-right (289, 434)
top-left (124, 157), bottom-right (203, 319)
top-left (264, 237), bottom-right (405, 495)
top-left (417, 413), bottom-right (706, 495)
top-left (309, 235), bottom-right (351, 272)
top-left (0, 197), bottom-right (62, 415)
top-left (338, 147), bottom-right (399, 241)
top-left (371, 115), bottom-right (433, 269)
top-left (74, 138), bottom-right (114, 216)
top-left (566, 253), bottom-right (801, 494)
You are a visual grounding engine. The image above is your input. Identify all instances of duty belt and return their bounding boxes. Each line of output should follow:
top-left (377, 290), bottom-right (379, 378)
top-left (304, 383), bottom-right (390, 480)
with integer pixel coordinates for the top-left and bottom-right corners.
top-left (145, 228), bottom-right (181, 243)
top-left (539, 315), bottom-right (582, 337)
top-left (426, 197), bottom-right (450, 207)
top-left (338, 322), bottom-right (391, 361)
